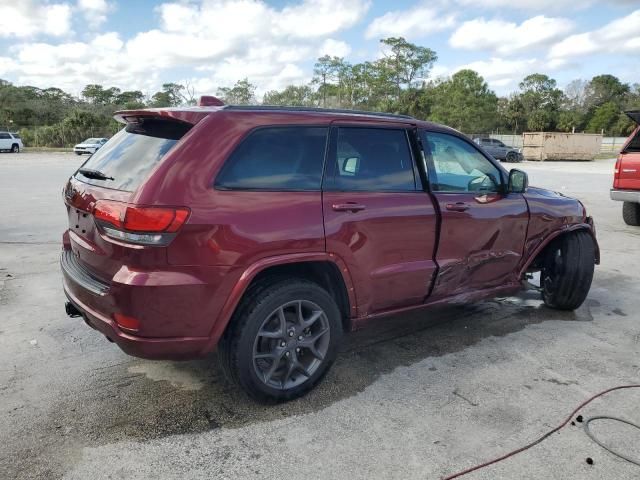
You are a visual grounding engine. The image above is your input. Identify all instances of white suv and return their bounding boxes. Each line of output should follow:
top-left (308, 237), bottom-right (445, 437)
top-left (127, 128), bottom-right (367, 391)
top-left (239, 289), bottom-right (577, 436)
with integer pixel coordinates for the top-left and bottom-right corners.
top-left (74, 138), bottom-right (108, 155)
top-left (0, 132), bottom-right (23, 153)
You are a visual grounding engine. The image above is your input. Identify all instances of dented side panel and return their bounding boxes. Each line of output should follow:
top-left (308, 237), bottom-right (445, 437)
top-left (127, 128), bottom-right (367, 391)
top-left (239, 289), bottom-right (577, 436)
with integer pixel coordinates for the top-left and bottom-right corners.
top-left (429, 192), bottom-right (529, 299)
top-left (520, 187), bottom-right (588, 271)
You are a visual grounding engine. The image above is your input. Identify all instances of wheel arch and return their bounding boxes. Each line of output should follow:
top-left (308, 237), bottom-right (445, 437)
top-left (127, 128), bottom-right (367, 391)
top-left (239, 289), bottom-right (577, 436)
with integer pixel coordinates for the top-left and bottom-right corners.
top-left (519, 223), bottom-right (600, 278)
top-left (204, 253), bottom-right (357, 353)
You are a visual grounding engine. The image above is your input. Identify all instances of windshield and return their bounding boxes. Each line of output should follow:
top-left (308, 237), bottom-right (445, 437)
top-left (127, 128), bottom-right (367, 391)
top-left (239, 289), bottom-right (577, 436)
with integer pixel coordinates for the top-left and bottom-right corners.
top-left (83, 138), bottom-right (100, 144)
top-left (75, 119), bottom-right (191, 191)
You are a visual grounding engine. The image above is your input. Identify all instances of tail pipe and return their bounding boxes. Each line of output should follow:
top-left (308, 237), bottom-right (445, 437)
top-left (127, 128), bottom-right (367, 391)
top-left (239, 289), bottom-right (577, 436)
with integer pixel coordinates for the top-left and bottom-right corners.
top-left (65, 301), bottom-right (82, 318)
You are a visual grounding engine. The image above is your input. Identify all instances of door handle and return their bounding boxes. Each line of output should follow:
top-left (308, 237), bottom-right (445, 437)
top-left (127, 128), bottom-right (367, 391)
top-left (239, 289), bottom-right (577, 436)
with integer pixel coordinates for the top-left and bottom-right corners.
top-left (445, 202), bottom-right (470, 212)
top-left (332, 202), bottom-right (366, 213)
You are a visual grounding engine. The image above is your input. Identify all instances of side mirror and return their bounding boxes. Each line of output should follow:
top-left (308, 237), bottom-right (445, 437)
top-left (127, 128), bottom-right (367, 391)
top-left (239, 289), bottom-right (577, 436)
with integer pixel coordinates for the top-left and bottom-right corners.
top-left (508, 169), bottom-right (528, 193)
top-left (343, 157), bottom-right (359, 174)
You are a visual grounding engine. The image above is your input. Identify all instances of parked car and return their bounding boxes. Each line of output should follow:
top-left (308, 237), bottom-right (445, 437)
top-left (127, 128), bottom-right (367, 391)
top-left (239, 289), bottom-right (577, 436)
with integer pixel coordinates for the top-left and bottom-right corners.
top-left (473, 137), bottom-right (523, 162)
top-left (73, 137), bottom-right (108, 155)
top-left (61, 100), bottom-right (599, 402)
top-left (610, 111), bottom-right (640, 226)
top-left (0, 131), bottom-right (23, 152)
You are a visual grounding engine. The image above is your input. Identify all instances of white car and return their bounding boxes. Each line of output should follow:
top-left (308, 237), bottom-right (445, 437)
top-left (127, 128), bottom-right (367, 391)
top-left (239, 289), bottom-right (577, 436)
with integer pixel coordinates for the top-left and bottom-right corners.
top-left (0, 132), bottom-right (23, 153)
top-left (74, 137), bottom-right (108, 155)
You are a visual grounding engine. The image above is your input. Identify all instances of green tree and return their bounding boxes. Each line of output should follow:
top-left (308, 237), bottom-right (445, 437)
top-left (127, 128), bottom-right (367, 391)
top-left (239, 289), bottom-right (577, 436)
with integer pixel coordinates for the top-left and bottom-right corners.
top-left (518, 74), bottom-right (563, 131)
top-left (587, 101), bottom-right (623, 134)
top-left (378, 37), bottom-right (437, 101)
top-left (586, 75), bottom-right (629, 109)
top-left (114, 90), bottom-right (146, 109)
top-left (150, 83), bottom-right (185, 107)
top-left (81, 84), bottom-right (121, 105)
top-left (428, 70), bottom-right (497, 133)
top-left (263, 85), bottom-right (316, 106)
top-left (313, 55), bottom-right (342, 107)
top-left (216, 78), bottom-right (256, 105)
top-left (556, 110), bottom-right (584, 132)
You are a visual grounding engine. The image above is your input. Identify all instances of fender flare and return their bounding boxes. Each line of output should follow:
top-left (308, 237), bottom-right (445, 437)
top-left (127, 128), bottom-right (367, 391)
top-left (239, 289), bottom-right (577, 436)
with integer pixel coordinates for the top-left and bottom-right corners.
top-left (518, 222), bottom-right (600, 278)
top-left (202, 252), bottom-right (357, 353)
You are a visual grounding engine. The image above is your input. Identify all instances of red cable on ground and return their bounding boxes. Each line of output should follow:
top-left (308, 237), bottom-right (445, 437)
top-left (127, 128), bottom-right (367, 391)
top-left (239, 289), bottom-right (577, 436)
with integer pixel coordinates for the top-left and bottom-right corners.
top-left (441, 384), bottom-right (640, 480)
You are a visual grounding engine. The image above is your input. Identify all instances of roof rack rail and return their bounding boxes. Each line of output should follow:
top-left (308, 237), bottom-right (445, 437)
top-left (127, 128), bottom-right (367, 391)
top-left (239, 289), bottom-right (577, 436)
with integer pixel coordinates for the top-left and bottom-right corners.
top-left (223, 105), bottom-right (414, 120)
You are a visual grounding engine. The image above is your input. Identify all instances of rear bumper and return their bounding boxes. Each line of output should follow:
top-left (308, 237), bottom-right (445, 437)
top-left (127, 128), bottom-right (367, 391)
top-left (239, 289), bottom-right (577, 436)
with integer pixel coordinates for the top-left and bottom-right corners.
top-left (610, 189), bottom-right (640, 203)
top-left (60, 244), bottom-right (233, 360)
top-left (63, 281), bottom-right (209, 359)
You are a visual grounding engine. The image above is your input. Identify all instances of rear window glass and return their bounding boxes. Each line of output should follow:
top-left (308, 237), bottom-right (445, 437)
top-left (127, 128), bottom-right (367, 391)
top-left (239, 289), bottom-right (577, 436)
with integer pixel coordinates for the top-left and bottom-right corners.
top-left (215, 127), bottom-right (328, 190)
top-left (75, 119), bottom-right (191, 191)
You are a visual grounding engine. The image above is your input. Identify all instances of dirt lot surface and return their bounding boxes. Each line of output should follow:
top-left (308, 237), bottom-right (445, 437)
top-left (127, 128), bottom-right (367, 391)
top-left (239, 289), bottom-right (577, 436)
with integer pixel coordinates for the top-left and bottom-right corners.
top-left (1, 152), bottom-right (639, 479)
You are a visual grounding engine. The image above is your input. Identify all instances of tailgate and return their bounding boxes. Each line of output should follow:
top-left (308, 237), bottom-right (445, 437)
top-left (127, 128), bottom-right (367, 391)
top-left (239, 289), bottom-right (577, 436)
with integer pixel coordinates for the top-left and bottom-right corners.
top-left (63, 116), bottom-right (193, 281)
top-left (616, 121), bottom-right (640, 191)
top-left (64, 178), bottom-right (134, 281)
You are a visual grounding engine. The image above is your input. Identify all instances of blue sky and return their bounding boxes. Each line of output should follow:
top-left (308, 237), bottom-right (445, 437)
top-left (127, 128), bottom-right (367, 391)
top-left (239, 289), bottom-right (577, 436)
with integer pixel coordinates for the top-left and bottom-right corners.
top-left (0, 0), bottom-right (638, 99)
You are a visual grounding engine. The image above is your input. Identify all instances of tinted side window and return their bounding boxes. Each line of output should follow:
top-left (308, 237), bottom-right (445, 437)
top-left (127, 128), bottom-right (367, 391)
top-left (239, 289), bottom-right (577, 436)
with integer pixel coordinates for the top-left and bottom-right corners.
top-left (333, 128), bottom-right (415, 191)
top-left (422, 132), bottom-right (502, 193)
top-left (215, 127), bottom-right (327, 191)
top-left (0, 133), bottom-right (10, 139)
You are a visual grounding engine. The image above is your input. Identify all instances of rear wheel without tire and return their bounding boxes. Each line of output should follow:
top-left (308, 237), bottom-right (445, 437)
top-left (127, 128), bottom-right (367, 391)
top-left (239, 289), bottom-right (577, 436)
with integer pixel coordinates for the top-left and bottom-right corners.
top-left (541, 231), bottom-right (595, 310)
top-left (622, 202), bottom-right (640, 226)
top-left (219, 278), bottom-right (343, 403)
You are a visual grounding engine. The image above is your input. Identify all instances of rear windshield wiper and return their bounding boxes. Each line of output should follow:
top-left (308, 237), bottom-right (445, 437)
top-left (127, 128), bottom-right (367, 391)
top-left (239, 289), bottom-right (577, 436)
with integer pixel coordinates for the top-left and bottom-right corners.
top-left (77, 168), bottom-right (114, 181)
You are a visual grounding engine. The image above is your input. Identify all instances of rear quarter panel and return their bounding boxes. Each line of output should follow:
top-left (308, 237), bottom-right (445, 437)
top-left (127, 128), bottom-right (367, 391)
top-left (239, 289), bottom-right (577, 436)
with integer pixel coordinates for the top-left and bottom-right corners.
top-left (135, 111), bottom-right (332, 268)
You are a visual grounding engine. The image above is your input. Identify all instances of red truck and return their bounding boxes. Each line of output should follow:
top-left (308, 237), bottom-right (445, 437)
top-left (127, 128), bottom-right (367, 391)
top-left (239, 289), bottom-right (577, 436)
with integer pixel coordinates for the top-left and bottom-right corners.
top-left (611, 111), bottom-right (640, 225)
top-left (62, 101), bottom-right (599, 402)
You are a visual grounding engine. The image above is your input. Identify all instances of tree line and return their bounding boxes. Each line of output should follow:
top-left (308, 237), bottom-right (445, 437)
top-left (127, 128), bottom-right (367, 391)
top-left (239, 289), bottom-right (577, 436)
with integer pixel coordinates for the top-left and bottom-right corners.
top-left (0, 37), bottom-right (638, 148)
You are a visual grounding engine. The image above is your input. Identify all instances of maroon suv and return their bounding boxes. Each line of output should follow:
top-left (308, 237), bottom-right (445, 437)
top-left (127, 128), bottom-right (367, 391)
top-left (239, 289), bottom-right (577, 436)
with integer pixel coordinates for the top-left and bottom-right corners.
top-left (62, 100), bottom-right (599, 402)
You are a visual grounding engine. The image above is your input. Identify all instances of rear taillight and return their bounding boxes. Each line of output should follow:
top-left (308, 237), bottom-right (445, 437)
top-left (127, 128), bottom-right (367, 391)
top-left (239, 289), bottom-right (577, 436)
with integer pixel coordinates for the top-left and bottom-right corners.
top-left (613, 155), bottom-right (622, 189)
top-left (93, 200), bottom-right (190, 246)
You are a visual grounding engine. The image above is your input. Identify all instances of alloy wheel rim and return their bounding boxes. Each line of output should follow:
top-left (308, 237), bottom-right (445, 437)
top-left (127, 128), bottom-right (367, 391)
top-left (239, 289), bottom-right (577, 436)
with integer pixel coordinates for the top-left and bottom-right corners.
top-left (252, 300), bottom-right (330, 390)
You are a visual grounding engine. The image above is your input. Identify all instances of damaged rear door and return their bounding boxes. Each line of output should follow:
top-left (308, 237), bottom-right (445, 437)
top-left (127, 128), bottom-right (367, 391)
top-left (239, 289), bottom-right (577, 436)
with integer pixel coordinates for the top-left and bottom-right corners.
top-left (420, 131), bottom-right (529, 298)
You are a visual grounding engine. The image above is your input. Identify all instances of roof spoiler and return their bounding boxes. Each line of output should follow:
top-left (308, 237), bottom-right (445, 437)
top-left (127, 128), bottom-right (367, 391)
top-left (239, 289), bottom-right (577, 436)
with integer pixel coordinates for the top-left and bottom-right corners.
top-left (113, 96), bottom-right (225, 125)
top-left (625, 110), bottom-right (640, 125)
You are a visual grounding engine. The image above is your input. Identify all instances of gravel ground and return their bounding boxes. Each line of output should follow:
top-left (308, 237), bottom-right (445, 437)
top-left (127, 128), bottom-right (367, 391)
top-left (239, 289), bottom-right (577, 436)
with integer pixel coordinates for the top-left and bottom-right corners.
top-left (0, 152), bottom-right (639, 480)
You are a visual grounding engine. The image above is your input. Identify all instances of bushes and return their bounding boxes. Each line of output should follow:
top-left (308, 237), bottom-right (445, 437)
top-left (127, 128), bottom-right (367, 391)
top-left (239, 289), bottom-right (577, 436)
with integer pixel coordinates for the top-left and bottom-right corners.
top-left (19, 111), bottom-right (121, 148)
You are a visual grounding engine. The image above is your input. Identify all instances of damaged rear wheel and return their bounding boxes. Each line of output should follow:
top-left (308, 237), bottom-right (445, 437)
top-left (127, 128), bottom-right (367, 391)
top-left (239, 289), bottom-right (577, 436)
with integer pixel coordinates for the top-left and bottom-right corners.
top-left (541, 231), bottom-right (595, 311)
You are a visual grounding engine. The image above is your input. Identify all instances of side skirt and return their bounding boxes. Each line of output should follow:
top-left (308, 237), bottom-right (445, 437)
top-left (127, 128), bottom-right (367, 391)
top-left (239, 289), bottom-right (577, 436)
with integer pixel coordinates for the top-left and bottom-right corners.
top-left (350, 282), bottom-right (522, 331)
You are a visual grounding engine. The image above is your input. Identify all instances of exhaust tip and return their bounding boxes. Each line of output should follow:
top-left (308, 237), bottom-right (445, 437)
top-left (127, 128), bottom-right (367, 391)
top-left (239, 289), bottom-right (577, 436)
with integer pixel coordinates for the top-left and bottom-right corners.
top-left (65, 301), bottom-right (82, 318)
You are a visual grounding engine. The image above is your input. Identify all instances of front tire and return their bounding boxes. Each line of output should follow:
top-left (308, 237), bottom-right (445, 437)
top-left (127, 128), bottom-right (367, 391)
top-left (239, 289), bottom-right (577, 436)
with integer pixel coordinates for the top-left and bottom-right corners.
top-left (622, 202), bottom-right (640, 226)
top-left (541, 231), bottom-right (595, 310)
top-left (11, 144), bottom-right (19, 153)
top-left (219, 278), bottom-right (343, 403)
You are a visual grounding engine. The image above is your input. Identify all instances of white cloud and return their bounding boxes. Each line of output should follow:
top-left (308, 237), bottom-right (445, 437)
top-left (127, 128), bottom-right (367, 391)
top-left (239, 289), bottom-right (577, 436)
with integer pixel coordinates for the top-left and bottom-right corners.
top-left (276, 0), bottom-right (370, 38)
top-left (0, 1), bottom-right (72, 38)
top-left (318, 39), bottom-right (352, 57)
top-left (77, 0), bottom-right (111, 29)
top-left (365, 5), bottom-right (455, 40)
top-left (450, 16), bottom-right (573, 55)
top-left (549, 9), bottom-right (640, 59)
top-left (452, 0), bottom-right (618, 10)
top-left (2, 0), bottom-right (369, 95)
